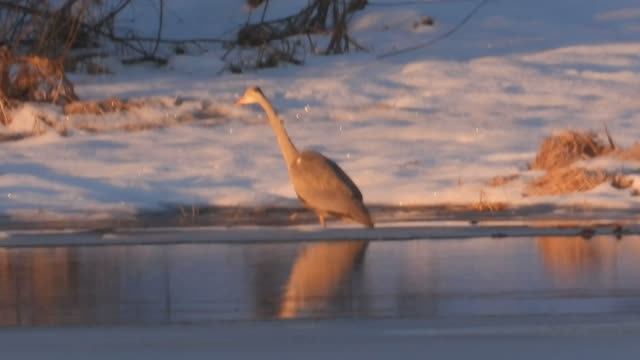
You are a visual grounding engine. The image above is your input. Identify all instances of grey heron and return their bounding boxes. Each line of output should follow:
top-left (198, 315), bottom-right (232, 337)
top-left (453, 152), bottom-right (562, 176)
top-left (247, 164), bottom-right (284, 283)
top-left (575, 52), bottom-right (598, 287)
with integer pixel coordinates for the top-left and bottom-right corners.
top-left (235, 86), bottom-right (374, 228)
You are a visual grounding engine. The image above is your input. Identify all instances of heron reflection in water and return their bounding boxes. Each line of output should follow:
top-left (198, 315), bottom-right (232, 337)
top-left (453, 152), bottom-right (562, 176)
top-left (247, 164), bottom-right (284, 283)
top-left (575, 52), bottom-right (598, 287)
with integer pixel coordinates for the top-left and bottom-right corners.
top-left (279, 241), bottom-right (368, 319)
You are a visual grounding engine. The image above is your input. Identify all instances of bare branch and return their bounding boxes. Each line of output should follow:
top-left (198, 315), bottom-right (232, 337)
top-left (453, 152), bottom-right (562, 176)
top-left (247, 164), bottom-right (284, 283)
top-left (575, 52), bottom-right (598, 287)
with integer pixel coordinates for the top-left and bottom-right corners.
top-left (377, 0), bottom-right (488, 59)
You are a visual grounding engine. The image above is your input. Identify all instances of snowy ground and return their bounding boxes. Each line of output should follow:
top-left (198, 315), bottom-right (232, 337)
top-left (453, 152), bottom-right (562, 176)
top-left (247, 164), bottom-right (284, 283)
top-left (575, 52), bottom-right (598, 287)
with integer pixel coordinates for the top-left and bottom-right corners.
top-left (1, 0), bottom-right (640, 224)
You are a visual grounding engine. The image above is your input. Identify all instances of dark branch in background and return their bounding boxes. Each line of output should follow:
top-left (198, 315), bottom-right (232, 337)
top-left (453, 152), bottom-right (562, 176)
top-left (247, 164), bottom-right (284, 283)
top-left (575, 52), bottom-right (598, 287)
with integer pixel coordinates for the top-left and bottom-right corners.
top-left (368, 0), bottom-right (476, 6)
top-left (152, 0), bottom-right (164, 55)
top-left (325, 0), bottom-right (368, 54)
top-left (226, 0), bottom-right (367, 72)
top-left (91, 0), bottom-right (134, 30)
top-left (0, 0), bottom-right (480, 70)
top-left (112, 36), bottom-right (227, 45)
top-left (121, 0), bottom-right (166, 65)
top-left (260, 0), bottom-right (270, 23)
top-left (377, 0), bottom-right (489, 59)
top-left (0, 0), bottom-right (230, 66)
top-left (0, 0), bottom-right (120, 55)
top-left (236, 0), bottom-right (367, 50)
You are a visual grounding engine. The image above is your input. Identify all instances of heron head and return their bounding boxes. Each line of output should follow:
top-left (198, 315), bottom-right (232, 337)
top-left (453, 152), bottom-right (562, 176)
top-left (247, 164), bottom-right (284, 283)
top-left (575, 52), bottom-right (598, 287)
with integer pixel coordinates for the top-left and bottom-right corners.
top-left (235, 86), bottom-right (265, 106)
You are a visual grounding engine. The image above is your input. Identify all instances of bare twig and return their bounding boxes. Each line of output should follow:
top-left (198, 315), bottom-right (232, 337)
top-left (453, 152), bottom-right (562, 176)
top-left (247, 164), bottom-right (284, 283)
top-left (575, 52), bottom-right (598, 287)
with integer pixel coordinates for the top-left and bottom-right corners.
top-left (0, 97), bottom-right (10, 126)
top-left (603, 122), bottom-right (616, 150)
top-left (377, 0), bottom-right (489, 59)
top-left (110, 36), bottom-right (228, 45)
top-left (150, 0), bottom-right (164, 57)
top-left (236, 0), bottom-right (366, 47)
top-left (260, 0), bottom-right (270, 23)
top-left (92, 0), bottom-right (134, 30)
top-left (369, 0), bottom-right (475, 6)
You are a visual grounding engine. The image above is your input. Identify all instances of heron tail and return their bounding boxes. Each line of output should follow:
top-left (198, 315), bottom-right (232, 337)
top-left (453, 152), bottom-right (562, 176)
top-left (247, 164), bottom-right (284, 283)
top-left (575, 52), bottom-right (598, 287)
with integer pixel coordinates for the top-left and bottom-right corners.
top-left (349, 201), bottom-right (374, 228)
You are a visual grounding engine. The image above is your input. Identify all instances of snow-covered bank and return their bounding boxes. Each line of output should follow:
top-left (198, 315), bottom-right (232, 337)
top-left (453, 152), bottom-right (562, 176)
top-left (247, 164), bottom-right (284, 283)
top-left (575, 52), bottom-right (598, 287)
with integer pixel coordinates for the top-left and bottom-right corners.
top-left (2, 221), bottom-right (639, 248)
top-left (1, 0), bottom-right (639, 223)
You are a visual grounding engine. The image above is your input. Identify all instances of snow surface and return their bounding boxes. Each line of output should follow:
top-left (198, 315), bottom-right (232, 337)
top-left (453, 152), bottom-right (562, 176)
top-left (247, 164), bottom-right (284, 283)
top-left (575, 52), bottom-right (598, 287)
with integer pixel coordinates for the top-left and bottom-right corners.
top-left (1, 0), bottom-right (640, 223)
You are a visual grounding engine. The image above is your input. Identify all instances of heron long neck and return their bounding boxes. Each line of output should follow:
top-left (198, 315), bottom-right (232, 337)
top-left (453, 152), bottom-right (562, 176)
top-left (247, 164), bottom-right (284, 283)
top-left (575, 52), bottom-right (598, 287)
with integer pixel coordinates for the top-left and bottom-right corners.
top-left (257, 96), bottom-right (299, 168)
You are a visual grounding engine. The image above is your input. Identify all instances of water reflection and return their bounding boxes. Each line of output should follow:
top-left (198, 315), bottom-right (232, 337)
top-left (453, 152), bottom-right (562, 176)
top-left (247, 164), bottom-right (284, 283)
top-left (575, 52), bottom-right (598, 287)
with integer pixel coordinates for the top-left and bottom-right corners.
top-left (279, 241), bottom-right (367, 319)
top-left (537, 236), bottom-right (618, 286)
top-left (1, 236), bottom-right (640, 326)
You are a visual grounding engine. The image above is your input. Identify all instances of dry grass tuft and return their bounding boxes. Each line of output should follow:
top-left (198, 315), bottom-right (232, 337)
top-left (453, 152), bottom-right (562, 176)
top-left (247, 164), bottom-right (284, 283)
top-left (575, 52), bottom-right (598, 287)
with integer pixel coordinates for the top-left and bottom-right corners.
top-left (1, 48), bottom-right (14, 125)
top-left (1, 48), bottom-right (78, 125)
top-left (74, 121), bottom-right (168, 134)
top-left (610, 173), bottom-right (634, 190)
top-left (64, 98), bottom-right (143, 115)
top-left (472, 190), bottom-right (509, 212)
top-left (488, 174), bottom-right (519, 187)
top-left (0, 91), bottom-right (10, 126)
top-left (525, 167), bottom-right (609, 196)
top-left (531, 130), bottom-right (610, 171)
top-left (505, 128), bottom-right (640, 197)
top-left (2, 51), bottom-right (77, 105)
top-left (615, 143), bottom-right (640, 161)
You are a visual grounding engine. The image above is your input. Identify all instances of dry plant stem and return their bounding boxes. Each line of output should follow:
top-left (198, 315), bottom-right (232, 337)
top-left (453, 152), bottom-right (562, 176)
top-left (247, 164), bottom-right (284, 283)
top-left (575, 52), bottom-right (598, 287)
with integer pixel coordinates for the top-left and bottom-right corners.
top-left (603, 122), bottom-right (616, 150)
top-left (0, 96), bottom-right (10, 125)
top-left (473, 190), bottom-right (508, 212)
top-left (0, 1), bottom-right (194, 64)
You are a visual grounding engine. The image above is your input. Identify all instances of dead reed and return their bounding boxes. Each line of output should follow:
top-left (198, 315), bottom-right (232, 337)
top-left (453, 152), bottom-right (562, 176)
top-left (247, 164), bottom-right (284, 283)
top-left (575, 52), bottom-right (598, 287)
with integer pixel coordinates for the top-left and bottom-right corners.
top-left (530, 130), bottom-right (611, 171)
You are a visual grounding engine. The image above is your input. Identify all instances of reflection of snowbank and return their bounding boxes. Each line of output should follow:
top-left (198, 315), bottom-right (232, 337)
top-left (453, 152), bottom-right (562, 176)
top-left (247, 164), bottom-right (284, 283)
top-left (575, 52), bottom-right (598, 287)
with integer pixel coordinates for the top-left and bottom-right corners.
top-left (2, 235), bottom-right (640, 326)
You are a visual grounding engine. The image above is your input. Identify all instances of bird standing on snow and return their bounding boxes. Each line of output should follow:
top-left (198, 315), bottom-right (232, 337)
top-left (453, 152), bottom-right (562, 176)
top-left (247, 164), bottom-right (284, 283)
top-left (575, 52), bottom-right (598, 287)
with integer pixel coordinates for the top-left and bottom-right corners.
top-left (235, 86), bottom-right (374, 228)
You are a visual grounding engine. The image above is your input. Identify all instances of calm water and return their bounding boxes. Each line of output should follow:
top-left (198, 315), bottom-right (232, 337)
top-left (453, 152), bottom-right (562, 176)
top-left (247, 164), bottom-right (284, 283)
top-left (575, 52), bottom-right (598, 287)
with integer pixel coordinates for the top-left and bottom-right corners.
top-left (2, 236), bottom-right (640, 326)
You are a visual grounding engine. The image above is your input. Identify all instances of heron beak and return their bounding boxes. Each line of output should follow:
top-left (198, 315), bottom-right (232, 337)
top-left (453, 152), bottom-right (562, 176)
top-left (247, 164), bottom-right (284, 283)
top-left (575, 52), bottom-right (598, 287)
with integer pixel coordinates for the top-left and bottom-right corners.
top-left (234, 97), bottom-right (246, 106)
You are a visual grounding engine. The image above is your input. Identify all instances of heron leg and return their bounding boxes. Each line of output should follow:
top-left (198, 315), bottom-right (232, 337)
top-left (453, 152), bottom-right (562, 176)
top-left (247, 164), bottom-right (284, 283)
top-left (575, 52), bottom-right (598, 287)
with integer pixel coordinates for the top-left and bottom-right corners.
top-left (315, 212), bottom-right (326, 227)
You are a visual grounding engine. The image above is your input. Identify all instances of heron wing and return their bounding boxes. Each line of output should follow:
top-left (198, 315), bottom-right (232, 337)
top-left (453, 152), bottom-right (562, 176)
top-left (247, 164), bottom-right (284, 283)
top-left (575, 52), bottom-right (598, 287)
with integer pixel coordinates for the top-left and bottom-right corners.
top-left (290, 151), bottom-right (363, 214)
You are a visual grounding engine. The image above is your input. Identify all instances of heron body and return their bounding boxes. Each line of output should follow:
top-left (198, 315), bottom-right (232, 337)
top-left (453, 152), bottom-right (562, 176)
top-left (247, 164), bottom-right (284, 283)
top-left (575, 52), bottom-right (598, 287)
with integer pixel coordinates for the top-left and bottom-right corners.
top-left (236, 86), bottom-right (374, 228)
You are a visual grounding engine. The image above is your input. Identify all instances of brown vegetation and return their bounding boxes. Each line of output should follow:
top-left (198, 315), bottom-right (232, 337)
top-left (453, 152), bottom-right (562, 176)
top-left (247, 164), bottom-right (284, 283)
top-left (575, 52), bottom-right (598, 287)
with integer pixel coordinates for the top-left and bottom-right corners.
top-left (610, 172), bottom-right (634, 190)
top-left (615, 143), bottom-right (640, 161)
top-left (5, 53), bottom-right (78, 104)
top-left (0, 48), bottom-right (78, 125)
top-left (518, 130), bottom-right (636, 197)
top-left (64, 98), bottom-right (143, 115)
top-left (487, 173), bottom-right (519, 187)
top-left (0, 47), bottom-right (143, 138)
top-left (530, 130), bottom-right (610, 171)
top-left (472, 190), bottom-right (509, 212)
top-left (525, 167), bottom-right (609, 196)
